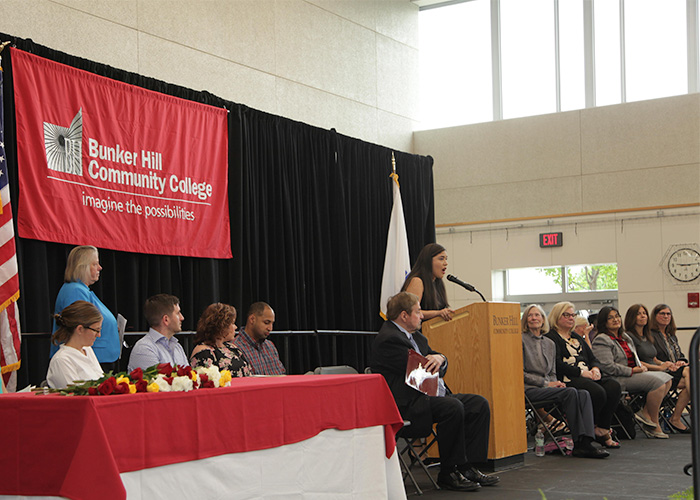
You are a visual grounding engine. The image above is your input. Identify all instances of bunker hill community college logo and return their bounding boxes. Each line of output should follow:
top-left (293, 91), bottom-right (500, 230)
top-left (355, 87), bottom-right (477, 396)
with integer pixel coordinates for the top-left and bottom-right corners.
top-left (43, 109), bottom-right (82, 175)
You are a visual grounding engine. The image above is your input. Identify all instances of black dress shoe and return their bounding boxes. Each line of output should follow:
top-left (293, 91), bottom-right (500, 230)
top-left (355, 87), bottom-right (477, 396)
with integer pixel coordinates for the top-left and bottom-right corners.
top-left (669, 422), bottom-right (692, 434)
top-left (572, 445), bottom-right (609, 459)
top-left (437, 471), bottom-right (481, 492)
top-left (462, 466), bottom-right (500, 486)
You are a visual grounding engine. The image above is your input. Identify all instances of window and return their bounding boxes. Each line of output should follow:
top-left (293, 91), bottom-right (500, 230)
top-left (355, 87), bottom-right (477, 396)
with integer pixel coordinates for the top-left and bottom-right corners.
top-left (501, 0), bottom-right (556, 119)
top-left (594, 0), bottom-right (622, 106)
top-left (559, 0), bottom-right (585, 111)
top-left (418, 0), bottom-right (492, 129)
top-left (417, 0), bottom-right (698, 129)
top-left (625, 0), bottom-right (687, 102)
top-left (497, 264), bottom-right (618, 314)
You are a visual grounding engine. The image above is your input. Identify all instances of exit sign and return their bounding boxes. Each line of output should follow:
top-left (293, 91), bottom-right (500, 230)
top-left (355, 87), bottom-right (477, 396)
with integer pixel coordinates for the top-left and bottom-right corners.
top-left (540, 232), bottom-right (563, 248)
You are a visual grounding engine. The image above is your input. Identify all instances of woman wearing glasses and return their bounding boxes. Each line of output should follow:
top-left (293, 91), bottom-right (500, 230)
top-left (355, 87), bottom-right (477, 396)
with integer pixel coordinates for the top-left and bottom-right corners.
top-left (522, 304), bottom-right (608, 458)
top-left (546, 302), bottom-right (622, 448)
top-left (47, 300), bottom-right (104, 389)
top-left (649, 304), bottom-right (691, 433)
top-left (592, 306), bottom-right (672, 438)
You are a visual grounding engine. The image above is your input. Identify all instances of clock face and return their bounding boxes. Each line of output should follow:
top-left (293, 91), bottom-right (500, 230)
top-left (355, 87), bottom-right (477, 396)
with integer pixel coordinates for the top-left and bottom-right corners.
top-left (668, 248), bottom-right (700, 282)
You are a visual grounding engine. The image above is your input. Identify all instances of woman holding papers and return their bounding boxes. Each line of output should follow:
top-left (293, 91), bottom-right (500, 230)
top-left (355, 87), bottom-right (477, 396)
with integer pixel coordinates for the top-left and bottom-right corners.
top-left (190, 303), bottom-right (251, 377)
top-left (47, 301), bottom-right (104, 389)
top-left (401, 243), bottom-right (455, 321)
top-left (51, 246), bottom-right (119, 366)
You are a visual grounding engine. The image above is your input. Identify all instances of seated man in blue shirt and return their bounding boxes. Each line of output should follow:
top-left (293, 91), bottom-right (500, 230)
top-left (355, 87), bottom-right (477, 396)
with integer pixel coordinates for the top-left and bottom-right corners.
top-left (128, 294), bottom-right (188, 371)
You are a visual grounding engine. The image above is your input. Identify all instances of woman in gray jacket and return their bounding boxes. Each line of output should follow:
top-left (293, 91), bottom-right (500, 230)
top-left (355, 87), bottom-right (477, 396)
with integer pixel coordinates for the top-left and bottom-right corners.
top-left (591, 306), bottom-right (672, 439)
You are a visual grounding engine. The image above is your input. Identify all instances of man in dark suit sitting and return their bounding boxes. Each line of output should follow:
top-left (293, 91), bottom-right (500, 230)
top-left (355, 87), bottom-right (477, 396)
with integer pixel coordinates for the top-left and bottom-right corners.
top-left (371, 291), bottom-right (499, 492)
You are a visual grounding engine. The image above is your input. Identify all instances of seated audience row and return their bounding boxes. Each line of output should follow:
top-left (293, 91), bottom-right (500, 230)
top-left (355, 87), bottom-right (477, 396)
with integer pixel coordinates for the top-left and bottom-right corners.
top-left (522, 304), bottom-right (609, 458)
top-left (621, 304), bottom-right (690, 434)
top-left (525, 301), bottom-right (689, 448)
top-left (48, 294), bottom-right (285, 389)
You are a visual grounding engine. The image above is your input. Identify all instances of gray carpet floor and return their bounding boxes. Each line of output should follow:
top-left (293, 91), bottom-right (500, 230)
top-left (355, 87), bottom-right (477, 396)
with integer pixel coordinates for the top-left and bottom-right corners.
top-left (403, 432), bottom-right (693, 500)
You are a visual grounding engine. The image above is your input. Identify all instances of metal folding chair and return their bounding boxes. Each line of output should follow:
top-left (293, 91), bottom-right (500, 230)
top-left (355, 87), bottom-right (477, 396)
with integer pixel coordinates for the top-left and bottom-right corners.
top-left (396, 421), bottom-right (440, 495)
top-left (524, 393), bottom-right (570, 455)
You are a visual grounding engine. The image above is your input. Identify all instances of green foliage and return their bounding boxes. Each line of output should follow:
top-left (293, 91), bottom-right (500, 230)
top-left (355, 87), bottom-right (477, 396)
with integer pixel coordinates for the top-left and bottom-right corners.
top-left (538, 265), bottom-right (618, 291)
top-left (669, 487), bottom-right (693, 499)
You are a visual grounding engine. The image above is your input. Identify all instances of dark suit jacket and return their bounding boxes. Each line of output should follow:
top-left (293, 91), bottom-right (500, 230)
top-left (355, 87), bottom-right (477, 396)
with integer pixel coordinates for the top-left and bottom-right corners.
top-left (370, 320), bottom-right (447, 435)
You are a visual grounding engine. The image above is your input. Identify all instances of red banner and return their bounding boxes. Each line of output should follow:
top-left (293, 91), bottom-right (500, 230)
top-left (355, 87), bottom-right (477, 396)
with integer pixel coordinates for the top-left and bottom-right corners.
top-left (11, 48), bottom-right (231, 258)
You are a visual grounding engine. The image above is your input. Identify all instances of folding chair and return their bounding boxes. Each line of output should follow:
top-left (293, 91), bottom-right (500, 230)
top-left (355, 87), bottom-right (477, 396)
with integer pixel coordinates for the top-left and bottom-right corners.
top-left (524, 393), bottom-right (570, 455)
top-left (618, 391), bottom-right (652, 438)
top-left (396, 421), bottom-right (440, 495)
top-left (311, 365), bottom-right (359, 375)
top-left (660, 387), bottom-right (691, 433)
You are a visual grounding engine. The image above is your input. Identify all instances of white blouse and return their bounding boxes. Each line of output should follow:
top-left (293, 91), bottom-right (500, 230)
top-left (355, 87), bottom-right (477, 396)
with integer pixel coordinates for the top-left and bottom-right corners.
top-left (47, 345), bottom-right (104, 389)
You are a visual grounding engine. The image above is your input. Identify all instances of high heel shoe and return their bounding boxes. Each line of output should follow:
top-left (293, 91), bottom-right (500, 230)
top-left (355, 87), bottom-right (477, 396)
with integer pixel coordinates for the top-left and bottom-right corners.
top-left (669, 422), bottom-right (692, 434)
top-left (594, 432), bottom-right (621, 449)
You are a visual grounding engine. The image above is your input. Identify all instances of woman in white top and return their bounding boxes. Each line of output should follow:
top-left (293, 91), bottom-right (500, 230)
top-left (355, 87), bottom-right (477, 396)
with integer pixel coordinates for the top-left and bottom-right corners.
top-left (47, 300), bottom-right (104, 389)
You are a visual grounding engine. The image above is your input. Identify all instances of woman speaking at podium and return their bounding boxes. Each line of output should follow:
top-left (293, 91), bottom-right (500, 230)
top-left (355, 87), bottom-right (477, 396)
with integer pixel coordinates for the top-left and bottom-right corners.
top-left (401, 243), bottom-right (455, 322)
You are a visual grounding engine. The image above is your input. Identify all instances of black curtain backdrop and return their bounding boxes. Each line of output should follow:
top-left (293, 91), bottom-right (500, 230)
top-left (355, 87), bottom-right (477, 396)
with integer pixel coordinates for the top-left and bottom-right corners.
top-left (0, 34), bottom-right (435, 384)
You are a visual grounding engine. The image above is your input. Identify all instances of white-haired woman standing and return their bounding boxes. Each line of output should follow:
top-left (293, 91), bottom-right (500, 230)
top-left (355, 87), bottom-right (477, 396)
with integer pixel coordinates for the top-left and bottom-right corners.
top-left (50, 246), bottom-right (119, 365)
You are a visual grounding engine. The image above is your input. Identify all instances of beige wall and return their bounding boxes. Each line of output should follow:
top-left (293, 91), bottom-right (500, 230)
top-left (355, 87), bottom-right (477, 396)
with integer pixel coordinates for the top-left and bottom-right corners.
top-left (414, 94), bottom-right (700, 351)
top-left (0, 0), bottom-right (419, 152)
top-left (415, 93), bottom-right (700, 225)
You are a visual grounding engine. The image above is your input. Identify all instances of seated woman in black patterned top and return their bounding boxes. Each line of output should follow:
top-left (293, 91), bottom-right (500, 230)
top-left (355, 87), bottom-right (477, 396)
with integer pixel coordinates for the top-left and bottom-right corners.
top-left (545, 302), bottom-right (621, 448)
top-left (190, 303), bottom-right (252, 378)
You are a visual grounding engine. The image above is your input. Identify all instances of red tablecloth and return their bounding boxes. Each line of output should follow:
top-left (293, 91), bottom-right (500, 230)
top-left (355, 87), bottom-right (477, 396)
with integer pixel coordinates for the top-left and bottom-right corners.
top-left (0, 374), bottom-right (403, 500)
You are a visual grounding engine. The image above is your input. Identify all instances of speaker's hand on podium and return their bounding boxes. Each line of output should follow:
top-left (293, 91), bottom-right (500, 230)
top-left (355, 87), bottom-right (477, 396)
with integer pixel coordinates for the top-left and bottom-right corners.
top-left (438, 308), bottom-right (455, 321)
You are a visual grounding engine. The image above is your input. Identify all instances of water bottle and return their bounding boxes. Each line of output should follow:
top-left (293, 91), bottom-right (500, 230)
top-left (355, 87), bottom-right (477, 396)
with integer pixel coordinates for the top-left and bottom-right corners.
top-left (535, 428), bottom-right (545, 457)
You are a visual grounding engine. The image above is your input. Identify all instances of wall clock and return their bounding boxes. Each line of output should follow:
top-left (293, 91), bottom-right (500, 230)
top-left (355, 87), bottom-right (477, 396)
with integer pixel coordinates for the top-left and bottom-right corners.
top-left (667, 246), bottom-right (700, 283)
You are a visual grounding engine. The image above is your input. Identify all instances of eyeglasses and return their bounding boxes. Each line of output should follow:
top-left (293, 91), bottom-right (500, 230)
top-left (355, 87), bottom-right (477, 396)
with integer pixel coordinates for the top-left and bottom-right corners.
top-left (561, 313), bottom-right (577, 319)
top-left (85, 326), bottom-right (101, 334)
top-left (607, 314), bottom-right (621, 321)
top-left (657, 312), bottom-right (672, 316)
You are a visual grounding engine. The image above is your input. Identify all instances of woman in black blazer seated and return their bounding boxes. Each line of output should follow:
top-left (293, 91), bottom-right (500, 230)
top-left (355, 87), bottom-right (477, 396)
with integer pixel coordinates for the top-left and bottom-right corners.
top-left (649, 304), bottom-right (691, 433)
top-left (546, 302), bottom-right (622, 448)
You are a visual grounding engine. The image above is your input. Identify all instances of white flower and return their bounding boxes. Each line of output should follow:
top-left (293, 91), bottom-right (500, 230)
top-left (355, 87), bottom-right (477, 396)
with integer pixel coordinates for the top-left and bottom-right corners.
top-left (171, 375), bottom-right (194, 392)
top-left (153, 374), bottom-right (172, 392)
top-left (195, 366), bottom-right (221, 387)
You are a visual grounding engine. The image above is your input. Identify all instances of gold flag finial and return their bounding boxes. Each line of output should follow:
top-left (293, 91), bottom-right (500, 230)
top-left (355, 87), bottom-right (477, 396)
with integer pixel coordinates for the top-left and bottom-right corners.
top-left (389, 152), bottom-right (399, 187)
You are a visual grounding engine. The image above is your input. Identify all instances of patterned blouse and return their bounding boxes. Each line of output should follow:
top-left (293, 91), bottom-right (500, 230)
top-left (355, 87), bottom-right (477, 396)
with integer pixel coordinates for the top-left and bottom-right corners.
top-left (190, 341), bottom-right (252, 378)
top-left (558, 335), bottom-right (590, 383)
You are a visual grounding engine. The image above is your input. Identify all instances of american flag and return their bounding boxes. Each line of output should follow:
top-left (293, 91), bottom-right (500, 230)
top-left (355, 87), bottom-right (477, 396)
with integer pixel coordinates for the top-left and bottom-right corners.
top-left (0, 47), bottom-right (22, 392)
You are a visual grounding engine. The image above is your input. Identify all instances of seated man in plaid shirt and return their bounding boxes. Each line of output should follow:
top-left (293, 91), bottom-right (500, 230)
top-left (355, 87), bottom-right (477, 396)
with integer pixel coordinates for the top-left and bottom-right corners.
top-left (234, 302), bottom-right (286, 375)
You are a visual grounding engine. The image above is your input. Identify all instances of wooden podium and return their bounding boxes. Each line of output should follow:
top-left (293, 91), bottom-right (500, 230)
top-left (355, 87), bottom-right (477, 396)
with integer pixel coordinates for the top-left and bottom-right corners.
top-left (422, 301), bottom-right (526, 469)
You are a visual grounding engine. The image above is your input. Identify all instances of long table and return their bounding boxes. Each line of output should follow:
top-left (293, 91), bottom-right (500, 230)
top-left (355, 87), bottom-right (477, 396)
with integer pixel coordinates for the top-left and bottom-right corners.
top-left (0, 374), bottom-right (405, 499)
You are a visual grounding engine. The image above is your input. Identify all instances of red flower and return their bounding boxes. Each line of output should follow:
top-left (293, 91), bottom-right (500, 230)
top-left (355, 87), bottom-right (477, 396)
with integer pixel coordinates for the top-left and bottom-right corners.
top-left (176, 365), bottom-right (192, 377)
top-left (199, 374), bottom-right (209, 383)
top-left (88, 387), bottom-right (98, 395)
top-left (164, 376), bottom-right (174, 385)
top-left (157, 363), bottom-right (174, 376)
top-left (201, 380), bottom-right (215, 389)
top-left (114, 382), bottom-right (130, 394)
top-left (129, 367), bottom-right (144, 380)
top-left (135, 380), bottom-right (148, 393)
top-left (97, 377), bottom-right (117, 395)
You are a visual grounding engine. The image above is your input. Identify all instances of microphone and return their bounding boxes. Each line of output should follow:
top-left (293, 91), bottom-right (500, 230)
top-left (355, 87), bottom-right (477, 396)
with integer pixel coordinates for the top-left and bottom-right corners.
top-left (446, 274), bottom-right (476, 292)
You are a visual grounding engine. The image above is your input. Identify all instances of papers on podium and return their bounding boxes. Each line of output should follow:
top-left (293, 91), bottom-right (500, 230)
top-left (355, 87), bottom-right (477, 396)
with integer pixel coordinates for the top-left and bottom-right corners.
top-left (405, 349), bottom-right (438, 396)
